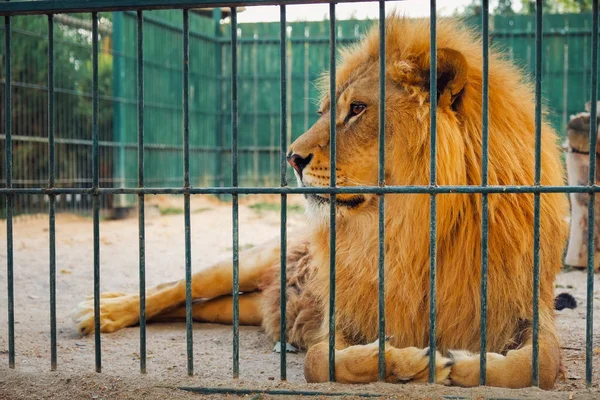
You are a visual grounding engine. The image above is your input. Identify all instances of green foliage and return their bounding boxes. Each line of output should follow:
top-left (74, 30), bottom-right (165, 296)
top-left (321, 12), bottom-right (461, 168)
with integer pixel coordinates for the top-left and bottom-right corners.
top-left (461, 0), bottom-right (591, 16)
top-left (520, 0), bottom-right (591, 13)
top-left (1, 15), bottom-right (113, 187)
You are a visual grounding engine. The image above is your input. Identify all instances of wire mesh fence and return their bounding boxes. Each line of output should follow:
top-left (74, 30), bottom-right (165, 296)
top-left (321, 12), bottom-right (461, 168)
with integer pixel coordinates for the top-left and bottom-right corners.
top-left (0, 9), bottom-right (598, 216)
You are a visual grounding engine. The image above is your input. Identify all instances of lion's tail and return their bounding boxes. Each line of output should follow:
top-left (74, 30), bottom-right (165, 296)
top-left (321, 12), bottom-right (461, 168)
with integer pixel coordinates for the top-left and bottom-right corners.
top-left (554, 293), bottom-right (577, 311)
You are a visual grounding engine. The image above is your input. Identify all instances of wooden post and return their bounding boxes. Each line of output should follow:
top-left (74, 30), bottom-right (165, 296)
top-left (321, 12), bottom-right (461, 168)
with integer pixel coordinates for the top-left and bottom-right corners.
top-left (564, 102), bottom-right (600, 269)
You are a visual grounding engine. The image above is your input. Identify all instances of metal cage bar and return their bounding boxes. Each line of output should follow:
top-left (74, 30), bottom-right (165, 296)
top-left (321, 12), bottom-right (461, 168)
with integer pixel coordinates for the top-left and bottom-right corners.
top-left (279, 3), bottom-right (288, 381)
top-left (182, 7), bottom-right (194, 377)
top-left (586, 0), bottom-right (599, 387)
top-left (0, 0), bottom-right (407, 15)
top-left (47, 13), bottom-right (57, 372)
top-left (428, 0), bottom-right (438, 383)
top-left (6, 185), bottom-right (600, 195)
top-left (16, 183), bottom-right (600, 195)
top-left (137, 9), bottom-right (147, 375)
top-left (91, 12), bottom-right (102, 373)
top-left (4, 9), bottom-right (15, 370)
top-left (230, 6), bottom-right (240, 379)
top-left (479, 0), bottom-right (489, 386)
top-left (377, 0), bottom-right (386, 382)
top-left (328, 2), bottom-right (337, 382)
top-left (531, 0), bottom-right (543, 386)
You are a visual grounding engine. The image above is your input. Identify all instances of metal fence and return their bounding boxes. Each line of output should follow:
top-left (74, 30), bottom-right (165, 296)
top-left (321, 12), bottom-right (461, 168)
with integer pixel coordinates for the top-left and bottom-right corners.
top-left (1, 10), bottom-right (599, 216)
top-left (0, 0), bottom-right (598, 396)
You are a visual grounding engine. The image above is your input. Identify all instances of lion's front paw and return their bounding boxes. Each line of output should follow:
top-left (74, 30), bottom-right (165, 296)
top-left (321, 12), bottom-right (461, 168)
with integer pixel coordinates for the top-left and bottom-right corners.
top-left (73, 292), bottom-right (140, 335)
top-left (387, 346), bottom-right (453, 385)
top-left (448, 350), bottom-right (506, 387)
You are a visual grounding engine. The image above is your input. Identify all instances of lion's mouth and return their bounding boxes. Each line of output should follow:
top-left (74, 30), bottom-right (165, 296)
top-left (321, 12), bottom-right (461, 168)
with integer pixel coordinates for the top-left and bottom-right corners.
top-left (305, 193), bottom-right (366, 209)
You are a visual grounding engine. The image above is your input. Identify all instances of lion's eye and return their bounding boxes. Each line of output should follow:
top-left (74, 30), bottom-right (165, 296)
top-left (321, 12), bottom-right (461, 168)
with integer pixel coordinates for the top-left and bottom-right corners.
top-left (350, 103), bottom-right (366, 116)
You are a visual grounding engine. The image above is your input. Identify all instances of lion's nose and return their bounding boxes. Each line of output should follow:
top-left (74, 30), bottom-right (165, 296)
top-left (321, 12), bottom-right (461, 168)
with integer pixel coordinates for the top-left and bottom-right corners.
top-left (286, 153), bottom-right (313, 178)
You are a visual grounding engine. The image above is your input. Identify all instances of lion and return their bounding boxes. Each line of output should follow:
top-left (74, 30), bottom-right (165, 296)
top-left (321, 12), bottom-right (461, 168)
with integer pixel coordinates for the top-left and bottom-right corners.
top-left (75, 16), bottom-right (570, 389)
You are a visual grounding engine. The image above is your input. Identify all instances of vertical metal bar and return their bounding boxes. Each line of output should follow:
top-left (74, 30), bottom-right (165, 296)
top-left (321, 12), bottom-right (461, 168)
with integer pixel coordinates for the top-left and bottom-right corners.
top-left (479, 0), bottom-right (489, 386)
top-left (213, 9), bottom-right (223, 190)
top-left (562, 44), bottom-right (568, 133)
top-left (531, 0), bottom-right (543, 387)
top-left (328, 2), bottom-right (337, 383)
top-left (91, 12), bottom-right (101, 373)
top-left (279, 4), bottom-right (288, 382)
top-left (137, 9), bottom-right (147, 375)
top-left (377, 0), bottom-right (386, 382)
top-left (182, 8), bottom-right (193, 377)
top-left (4, 9), bottom-right (14, 370)
top-left (230, 7), bottom-right (240, 380)
top-left (428, 0), bottom-right (438, 384)
top-left (48, 13), bottom-right (57, 371)
top-left (586, 0), bottom-right (599, 388)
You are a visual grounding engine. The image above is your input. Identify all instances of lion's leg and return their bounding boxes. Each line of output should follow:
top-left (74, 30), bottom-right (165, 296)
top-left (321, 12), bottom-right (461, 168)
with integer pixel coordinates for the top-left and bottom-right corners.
top-left (449, 324), bottom-right (561, 389)
top-left (152, 292), bottom-right (263, 326)
top-left (304, 339), bottom-right (453, 384)
top-left (74, 236), bottom-right (287, 334)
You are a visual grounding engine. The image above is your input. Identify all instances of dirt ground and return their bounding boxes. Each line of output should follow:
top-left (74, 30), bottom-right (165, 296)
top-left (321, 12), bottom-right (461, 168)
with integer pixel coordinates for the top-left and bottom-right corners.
top-left (1, 194), bottom-right (600, 399)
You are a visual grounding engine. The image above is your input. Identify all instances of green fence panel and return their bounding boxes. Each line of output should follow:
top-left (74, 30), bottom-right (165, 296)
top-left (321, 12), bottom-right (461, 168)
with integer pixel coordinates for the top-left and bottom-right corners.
top-left (1, 11), bottom-right (599, 215)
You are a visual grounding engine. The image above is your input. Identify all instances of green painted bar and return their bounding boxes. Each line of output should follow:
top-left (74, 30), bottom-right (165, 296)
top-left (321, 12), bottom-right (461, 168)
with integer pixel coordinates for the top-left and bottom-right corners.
top-left (137, 9), bottom-right (147, 375)
top-left (213, 8), bottom-right (223, 189)
top-left (231, 6), bottom-right (240, 379)
top-left (479, 0), bottom-right (489, 386)
top-left (4, 10), bottom-right (14, 370)
top-left (182, 8), bottom-right (194, 377)
top-left (328, 1), bottom-right (336, 382)
top-left (180, 387), bottom-right (386, 397)
top-left (0, 0), bottom-right (386, 16)
top-left (531, 0), bottom-right (543, 387)
top-left (428, 0), bottom-right (438, 384)
top-left (377, 0), bottom-right (386, 382)
top-left (47, 13), bottom-right (57, 371)
top-left (279, 4), bottom-right (288, 381)
top-left (91, 12), bottom-right (102, 373)
top-left (5, 185), bottom-right (600, 196)
top-left (586, 0), bottom-right (599, 387)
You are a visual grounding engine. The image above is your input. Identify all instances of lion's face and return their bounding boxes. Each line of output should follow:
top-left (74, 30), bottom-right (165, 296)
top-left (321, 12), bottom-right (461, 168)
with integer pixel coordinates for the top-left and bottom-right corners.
top-left (287, 43), bottom-right (469, 217)
top-left (287, 71), bottom-right (381, 213)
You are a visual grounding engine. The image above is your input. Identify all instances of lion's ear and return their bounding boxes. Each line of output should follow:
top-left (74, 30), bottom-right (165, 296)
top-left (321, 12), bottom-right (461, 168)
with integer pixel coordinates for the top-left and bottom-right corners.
top-left (419, 48), bottom-right (469, 109)
top-left (436, 48), bottom-right (468, 108)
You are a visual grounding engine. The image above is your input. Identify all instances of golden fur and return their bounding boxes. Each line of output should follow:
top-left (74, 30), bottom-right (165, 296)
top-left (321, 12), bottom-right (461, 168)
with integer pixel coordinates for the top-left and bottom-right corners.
top-left (75, 16), bottom-right (568, 389)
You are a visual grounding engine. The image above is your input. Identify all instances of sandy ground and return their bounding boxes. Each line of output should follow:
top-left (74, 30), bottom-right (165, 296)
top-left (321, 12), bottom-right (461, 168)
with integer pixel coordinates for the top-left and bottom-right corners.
top-left (1, 195), bottom-right (600, 399)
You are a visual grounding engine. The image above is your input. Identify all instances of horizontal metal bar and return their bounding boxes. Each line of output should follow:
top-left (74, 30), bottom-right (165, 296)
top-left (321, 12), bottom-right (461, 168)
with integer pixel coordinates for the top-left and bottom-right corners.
top-left (179, 387), bottom-right (386, 397)
top-left (0, 0), bottom-right (386, 16)
top-left (492, 29), bottom-right (600, 37)
top-left (2, 185), bottom-right (600, 195)
top-left (0, 135), bottom-right (280, 153)
top-left (228, 37), bottom-right (356, 44)
top-left (2, 72), bottom-right (219, 100)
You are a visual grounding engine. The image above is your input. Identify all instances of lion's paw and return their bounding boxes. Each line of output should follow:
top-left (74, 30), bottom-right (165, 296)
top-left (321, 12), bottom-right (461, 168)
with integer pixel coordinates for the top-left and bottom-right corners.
top-left (448, 350), bottom-right (505, 387)
top-left (73, 292), bottom-right (140, 335)
top-left (387, 346), bottom-right (453, 385)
